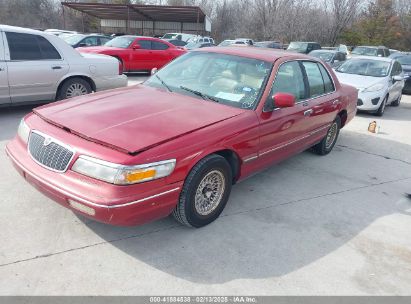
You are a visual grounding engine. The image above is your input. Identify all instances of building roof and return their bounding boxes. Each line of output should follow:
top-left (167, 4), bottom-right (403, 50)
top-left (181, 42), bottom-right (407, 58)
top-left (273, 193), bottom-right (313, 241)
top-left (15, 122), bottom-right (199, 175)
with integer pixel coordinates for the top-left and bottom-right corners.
top-left (61, 2), bottom-right (207, 23)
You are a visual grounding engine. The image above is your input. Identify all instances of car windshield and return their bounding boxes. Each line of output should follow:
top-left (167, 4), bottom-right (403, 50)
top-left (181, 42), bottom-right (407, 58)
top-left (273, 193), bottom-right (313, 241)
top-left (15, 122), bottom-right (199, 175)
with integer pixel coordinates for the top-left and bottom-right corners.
top-left (218, 40), bottom-right (234, 47)
top-left (162, 34), bottom-right (177, 39)
top-left (352, 47), bottom-right (378, 56)
top-left (336, 59), bottom-right (390, 77)
top-left (396, 55), bottom-right (411, 65)
top-left (63, 34), bottom-right (85, 45)
top-left (310, 51), bottom-right (334, 62)
top-left (145, 52), bottom-right (272, 109)
top-left (288, 42), bottom-right (308, 51)
top-left (105, 36), bottom-right (135, 48)
top-left (185, 42), bottom-right (201, 49)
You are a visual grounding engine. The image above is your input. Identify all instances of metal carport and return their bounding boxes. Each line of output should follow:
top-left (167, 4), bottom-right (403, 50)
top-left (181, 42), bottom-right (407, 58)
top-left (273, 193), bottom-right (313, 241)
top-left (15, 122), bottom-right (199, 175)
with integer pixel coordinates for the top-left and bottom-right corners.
top-left (61, 2), bottom-right (211, 36)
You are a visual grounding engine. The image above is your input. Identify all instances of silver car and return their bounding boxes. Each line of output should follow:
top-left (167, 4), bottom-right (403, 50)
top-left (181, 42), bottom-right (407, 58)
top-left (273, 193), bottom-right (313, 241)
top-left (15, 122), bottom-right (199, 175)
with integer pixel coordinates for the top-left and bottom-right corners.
top-left (334, 56), bottom-right (404, 116)
top-left (0, 25), bottom-right (127, 107)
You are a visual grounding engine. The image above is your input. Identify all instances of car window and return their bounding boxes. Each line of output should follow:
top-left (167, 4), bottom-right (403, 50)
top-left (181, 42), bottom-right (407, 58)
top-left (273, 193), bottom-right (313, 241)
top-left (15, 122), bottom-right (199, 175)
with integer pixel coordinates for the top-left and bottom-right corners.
top-left (318, 63), bottom-right (335, 93)
top-left (270, 61), bottom-right (306, 105)
top-left (100, 37), bottom-right (111, 45)
top-left (83, 37), bottom-right (98, 46)
top-left (6, 32), bottom-right (60, 60)
top-left (391, 61), bottom-right (402, 76)
top-left (302, 61), bottom-right (326, 97)
top-left (152, 41), bottom-right (169, 50)
top-left (137, 40), bottom-right (152, 49)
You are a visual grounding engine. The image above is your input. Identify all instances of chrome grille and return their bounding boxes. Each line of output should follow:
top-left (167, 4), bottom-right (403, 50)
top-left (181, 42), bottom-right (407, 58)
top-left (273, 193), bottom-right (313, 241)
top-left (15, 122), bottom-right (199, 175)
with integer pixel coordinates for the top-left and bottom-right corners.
top-left (28, 132), bottom-right (74, 172)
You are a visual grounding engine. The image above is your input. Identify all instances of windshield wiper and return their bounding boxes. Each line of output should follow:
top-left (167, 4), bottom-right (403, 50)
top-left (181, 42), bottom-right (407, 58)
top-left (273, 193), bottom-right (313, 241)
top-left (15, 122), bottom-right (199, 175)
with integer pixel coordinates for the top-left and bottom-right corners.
top-left (155, 74), bottom-right (172, 92)
top-left (180, 86), bottom-right (219, 103)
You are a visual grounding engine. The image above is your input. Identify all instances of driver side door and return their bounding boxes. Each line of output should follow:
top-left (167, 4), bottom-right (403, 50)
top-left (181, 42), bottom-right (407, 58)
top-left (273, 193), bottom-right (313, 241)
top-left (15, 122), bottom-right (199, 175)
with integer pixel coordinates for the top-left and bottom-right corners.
top-left (129, 39), bottom-right (152, 72)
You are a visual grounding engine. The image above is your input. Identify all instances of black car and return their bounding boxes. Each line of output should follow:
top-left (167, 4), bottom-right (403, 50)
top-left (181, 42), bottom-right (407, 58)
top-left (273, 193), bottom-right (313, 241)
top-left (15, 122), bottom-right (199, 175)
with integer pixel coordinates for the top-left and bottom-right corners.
top-left (287, 41), bottom-right (321, 54)
top-left (309, 50), bottom-right (346, 68)
top-left (62, 34), bottom-right (112, 48)
top-left (255, 41), bottom-right (283, 49)
top-left (164, 39), bottom-right (187, 47)
top-left (390, 52), bottom-right (411, 94)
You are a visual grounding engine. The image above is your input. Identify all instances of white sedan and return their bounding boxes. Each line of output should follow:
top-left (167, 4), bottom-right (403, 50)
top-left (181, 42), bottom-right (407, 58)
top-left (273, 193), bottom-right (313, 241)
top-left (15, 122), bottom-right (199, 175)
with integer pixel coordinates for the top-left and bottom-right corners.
top-left (334, 56), bottom-right (404, 116)
top-left (0, 25), bottom-right (127, 107)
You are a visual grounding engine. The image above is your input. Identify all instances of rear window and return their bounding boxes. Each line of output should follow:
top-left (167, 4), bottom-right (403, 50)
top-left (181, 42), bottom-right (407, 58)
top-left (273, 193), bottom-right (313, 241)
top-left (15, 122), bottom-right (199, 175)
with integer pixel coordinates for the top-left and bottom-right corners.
top-left (6, 32), bottom-right (61, 60)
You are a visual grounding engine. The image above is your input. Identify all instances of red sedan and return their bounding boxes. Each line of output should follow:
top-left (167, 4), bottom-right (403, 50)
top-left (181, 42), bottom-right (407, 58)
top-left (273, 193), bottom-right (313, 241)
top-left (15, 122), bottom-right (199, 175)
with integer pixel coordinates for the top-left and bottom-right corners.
top-left (77, 36), bottom-right (186, 73)
top-left (6, 47), bottom-right (357, 228)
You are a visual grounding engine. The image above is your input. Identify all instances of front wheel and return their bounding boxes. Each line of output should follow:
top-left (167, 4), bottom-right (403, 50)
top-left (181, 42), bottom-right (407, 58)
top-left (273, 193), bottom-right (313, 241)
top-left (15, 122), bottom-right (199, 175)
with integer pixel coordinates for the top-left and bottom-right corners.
top-left (391, 94), bottom-right (401, 107)
top-left (375, 96), bottom-right (387, 116)
top-left (173, 154), bottom-right (232, 228)
top-left (312, 116), bottom-right (341, 156)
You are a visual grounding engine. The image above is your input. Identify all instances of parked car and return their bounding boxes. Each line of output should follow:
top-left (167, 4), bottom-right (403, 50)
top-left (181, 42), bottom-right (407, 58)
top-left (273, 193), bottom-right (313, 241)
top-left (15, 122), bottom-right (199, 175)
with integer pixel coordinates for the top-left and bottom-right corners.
top-left (62, 34), bottom-right (112, 48)
top-left (195, 37), bottom-right (215, 45)
top-left (164, 39), bottom-right (187, 47)
top-left (309, 50), bottom-right (346, 68)
top-left (161, 33), bottom-right (199, 43)
top-left (77, 36), bottom-right (186, 73)
top-left (0, 25), bottom-right (127, 107)
top-left (218, 40), bottom-right (235, 47)
top-left (6, 48), bottom-right (357, 228)
top-left (235, 38), bottom-right (254, 45)
top-left (334, 56), bottom-right (404, 116)
top-left (390, 52), bottom-right (411, 94)
top-left (287, 42), bottom-right (321, 54)
top-left (184, 41), bottom-right (213, 50)
top-left (351, 46), bottom-right (390, 57)
top-left (255, 41), bottom-right (283, 49)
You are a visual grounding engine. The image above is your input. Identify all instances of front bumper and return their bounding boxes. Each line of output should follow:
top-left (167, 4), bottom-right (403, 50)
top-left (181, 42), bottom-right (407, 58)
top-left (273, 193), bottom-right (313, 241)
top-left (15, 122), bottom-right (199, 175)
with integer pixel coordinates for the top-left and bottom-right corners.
top-left (6, 138), bottom-right (182, 226)
top-left (94, 74), bottom-right (128, 92)
top-left (357, 90), bottom-right (385, 112)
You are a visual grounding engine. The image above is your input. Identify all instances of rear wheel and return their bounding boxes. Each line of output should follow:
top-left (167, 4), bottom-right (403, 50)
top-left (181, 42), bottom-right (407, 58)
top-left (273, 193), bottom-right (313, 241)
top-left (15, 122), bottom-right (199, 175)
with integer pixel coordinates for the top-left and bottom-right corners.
top-left (173, 154), bottom-right (232, 228)
top-left (312, 116), bottom-right (341, 156)
top-left (57, 78), bottom-right (92, 100)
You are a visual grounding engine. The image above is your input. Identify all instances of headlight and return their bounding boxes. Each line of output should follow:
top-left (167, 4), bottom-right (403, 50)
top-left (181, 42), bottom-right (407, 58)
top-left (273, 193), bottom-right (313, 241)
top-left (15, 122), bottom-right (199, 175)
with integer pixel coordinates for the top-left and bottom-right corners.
top-left (72, 156), bottom-right (176, 185)
top-left (363, 83), bottom-right (385, 92)
top-left (17, 119), bottom-right (30, 144)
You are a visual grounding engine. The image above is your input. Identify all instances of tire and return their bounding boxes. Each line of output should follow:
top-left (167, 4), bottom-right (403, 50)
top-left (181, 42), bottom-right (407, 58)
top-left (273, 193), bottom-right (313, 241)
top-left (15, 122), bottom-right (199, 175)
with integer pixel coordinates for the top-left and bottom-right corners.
top-left (391, 93), bottom-right (401, 107)
top-left (173, 154), bottom-right (232, 228)
top-left (57, 77), bottom-right (92, 100)
top-left (312, 116), bottom-right (341, 156)
top-left (375, 95), bottom-right (387, 116)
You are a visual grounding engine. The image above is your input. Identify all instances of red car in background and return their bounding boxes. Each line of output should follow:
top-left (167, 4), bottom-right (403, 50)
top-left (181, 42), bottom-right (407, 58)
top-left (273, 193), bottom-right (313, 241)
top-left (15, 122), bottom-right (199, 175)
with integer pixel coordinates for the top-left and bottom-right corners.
top-left (6, 48), bottom-right (357, 228)
top-left (77, 36), bottom-right (186, 73)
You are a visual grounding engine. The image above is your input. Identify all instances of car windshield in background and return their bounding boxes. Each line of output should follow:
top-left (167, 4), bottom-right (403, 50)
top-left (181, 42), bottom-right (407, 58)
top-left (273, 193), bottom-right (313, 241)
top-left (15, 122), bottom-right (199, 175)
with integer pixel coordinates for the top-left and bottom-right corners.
top-left (162, 34), bottom-right (177, 39)
top-left (310, 51), bottom-right (334, 62)
top-left (352, 47), bottom-right (378, 56)
top-left (288, 42), bottom-right (308, 51)
top-left (336, 59), bottom-right (390, 77)
top-left (218, 40), bottom-right (234, 47)
top-left (63, 34), bottom-right (85, 45)
top-left (185, 42), bottom-right (199, 49)
top-left (396, 55), bottom-right (411, 65)
top-left (145, 52), bottom-right (272, 109)
top-left (105, 36), bottom-right (135, 48)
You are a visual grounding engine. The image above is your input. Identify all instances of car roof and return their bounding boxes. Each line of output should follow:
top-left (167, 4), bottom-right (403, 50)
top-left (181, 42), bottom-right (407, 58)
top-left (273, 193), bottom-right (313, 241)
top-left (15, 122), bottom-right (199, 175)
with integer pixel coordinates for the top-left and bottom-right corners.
top-left (349, 55), bottom-right (393, 62)
top-left (0, 24), bottom-right (44, 34)
top-left (311, 49), bottom-right (338, 53)
top-left (193, 47), bottom-right (313, 62)
top-left (355, 45), bottom-right (387, 49)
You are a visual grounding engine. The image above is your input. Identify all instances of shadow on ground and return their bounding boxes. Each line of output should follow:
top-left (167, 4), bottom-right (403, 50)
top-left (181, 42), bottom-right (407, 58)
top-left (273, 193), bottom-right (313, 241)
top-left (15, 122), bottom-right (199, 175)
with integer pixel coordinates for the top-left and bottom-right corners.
top-left (77, 131), bottom-right (411, 284)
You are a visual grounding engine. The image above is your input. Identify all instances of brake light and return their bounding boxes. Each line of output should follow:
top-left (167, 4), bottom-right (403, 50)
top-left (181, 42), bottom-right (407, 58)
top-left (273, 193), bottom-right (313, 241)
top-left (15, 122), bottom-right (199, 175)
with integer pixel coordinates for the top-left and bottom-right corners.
top-left (118, 60), bottom-right (123, 75)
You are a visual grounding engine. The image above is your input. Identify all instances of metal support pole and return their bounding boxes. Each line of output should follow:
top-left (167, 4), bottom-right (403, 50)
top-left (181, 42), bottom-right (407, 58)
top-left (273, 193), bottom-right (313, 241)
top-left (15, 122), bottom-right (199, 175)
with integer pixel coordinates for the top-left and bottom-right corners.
top-left (62, 5), bottom-right (66, 30)
top-left (126, 6), bottom-right (130, 34)
top-left (196, 9), bottom-right (200, 36)
top-left (82, 12), bottom-right (85, 33)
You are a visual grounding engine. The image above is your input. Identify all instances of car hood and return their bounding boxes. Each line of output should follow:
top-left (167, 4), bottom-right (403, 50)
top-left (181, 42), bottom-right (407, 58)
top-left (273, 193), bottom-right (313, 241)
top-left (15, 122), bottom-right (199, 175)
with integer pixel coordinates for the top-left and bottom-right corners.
top-left (335, 72), bottom-right (385, 90)
top-left (33, 85), bottom-right (245, 154)
top-left (77, 46), bottom-right (124, 53)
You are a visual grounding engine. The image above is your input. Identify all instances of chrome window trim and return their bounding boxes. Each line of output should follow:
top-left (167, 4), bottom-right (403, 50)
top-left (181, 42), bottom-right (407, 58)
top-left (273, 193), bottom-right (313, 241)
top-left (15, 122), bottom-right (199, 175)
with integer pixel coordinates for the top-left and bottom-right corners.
top-left (263, 59), bottom-right (337, 113)
top-left (27, 130), bottom-right (76, 173)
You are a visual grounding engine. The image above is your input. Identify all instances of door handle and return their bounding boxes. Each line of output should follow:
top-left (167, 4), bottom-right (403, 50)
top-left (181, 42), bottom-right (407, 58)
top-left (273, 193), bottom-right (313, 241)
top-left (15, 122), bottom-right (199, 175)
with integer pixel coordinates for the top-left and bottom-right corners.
top-left (52, 66), bottom-right (62, 70)
top-left (304, 109), bottom-right (314, 116)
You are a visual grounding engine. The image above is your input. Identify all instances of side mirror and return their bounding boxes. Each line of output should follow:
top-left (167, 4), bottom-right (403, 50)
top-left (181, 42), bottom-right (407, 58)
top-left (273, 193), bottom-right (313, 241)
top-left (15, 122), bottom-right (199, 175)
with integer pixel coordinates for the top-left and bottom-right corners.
top-left (132, 44), bottom-right (141, 50)
top-left (393, 75), bottom-right (403, 82)
top-left (151, 67), bottom-right (158, 75)
top-left (273, 93), bottom-right (296, 108)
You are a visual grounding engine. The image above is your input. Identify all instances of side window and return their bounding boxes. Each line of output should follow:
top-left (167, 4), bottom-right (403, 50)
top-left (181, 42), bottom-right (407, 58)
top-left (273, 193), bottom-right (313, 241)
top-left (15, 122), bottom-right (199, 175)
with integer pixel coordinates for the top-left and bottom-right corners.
top-left (100, 37), bottom-right (111, 45)
top-left (37, 36), bottom-right (61, 59)
top-left (318, 63), bottom-right (335, 93)
top-left (152, 41), bottom-right (169, 50)
top-left (302, 61), bottom-right (325, 97)
top-left (83, 37), bottom-right (98, 46)
top-left (377, 49), bottom-right (384, 57)
top-left (269, 61), bottom-right (306, 107)
top-left (392, 61), bottom-right (402, 76)
top-left (6, 32), bottom-right (42, 60)
top-left (137, 40), bottom-right (152, 49)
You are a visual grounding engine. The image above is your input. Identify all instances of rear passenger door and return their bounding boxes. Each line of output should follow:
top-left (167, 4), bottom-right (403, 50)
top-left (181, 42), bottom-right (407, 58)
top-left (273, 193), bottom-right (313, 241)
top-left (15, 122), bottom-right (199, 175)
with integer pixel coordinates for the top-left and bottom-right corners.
top-left (300, 61), bottom-right (339, 146)
top-left (0, 32), bottom-right (10, 105)
top-left (151, 41), bottom-right (171, 69)
top-left (5, 31), bottom-right (69, 103)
